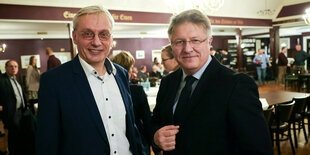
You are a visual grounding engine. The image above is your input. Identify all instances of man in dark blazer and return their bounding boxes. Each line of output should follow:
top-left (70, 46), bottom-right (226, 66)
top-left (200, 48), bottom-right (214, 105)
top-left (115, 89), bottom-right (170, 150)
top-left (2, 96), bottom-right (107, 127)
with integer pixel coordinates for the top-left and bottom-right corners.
top-left (36, 5), bottom-right (141, 155)
top-left (0, 60), bottom-right (27, 154)
top-left (152, 9), bottom-right (273, 154)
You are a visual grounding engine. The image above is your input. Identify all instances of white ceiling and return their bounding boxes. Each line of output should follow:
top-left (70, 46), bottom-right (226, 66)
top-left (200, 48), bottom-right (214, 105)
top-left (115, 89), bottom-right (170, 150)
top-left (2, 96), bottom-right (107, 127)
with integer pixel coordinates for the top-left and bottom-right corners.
top-left (0, 0), bottom-right (310, 39)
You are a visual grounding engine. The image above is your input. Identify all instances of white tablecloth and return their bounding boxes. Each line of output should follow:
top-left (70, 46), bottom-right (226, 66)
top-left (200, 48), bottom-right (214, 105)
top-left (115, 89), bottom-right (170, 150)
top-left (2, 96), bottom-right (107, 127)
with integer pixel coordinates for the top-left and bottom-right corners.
top-left (145, 86), bottom-right (159, 111)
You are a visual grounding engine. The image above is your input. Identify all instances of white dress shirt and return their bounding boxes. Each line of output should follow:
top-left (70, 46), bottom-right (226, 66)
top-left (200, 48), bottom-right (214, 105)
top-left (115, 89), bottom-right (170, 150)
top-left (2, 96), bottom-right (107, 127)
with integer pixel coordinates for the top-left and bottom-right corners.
top-left (79, 56), bottom-right (131, 155)
top-left (9, 76), bottom-right (25, 109)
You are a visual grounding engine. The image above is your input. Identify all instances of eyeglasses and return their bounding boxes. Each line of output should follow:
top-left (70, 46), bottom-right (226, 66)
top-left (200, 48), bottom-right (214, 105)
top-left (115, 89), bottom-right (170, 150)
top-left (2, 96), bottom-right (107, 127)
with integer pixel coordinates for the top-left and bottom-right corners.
top-left (79, 31), bottom-right (111, 41)
top-left (171, 38), bottom-right (208, 48)
top-left (162, 58), bottom-right (172, 62)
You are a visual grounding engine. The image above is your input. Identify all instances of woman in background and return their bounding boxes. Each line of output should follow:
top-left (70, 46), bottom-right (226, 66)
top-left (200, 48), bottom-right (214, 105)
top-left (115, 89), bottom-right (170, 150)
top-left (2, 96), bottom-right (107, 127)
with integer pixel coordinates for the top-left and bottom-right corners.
top-left (161, 44), bottom-right (179, 76)
top-left (111, 51), bottom-right (152, 155)
top-left (26, 56), bottom-right (40, 101)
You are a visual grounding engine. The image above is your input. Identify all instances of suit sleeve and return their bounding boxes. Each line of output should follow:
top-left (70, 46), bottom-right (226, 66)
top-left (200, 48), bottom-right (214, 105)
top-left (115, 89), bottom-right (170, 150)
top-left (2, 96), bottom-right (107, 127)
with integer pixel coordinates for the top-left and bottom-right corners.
top-left (150, 77), bottom-right (169, 153)
top-left (137, 86), bottom-right (152, 145)
top-left (36, 72), bottom-right (60, 155)
top-left (228, 74), bottom-right (273, 154)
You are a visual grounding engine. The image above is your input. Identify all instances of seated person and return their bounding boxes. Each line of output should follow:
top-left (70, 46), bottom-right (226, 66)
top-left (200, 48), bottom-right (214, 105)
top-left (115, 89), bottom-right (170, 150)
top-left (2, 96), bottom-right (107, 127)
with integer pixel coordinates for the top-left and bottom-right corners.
top-left (149, 65), bottom-right (162, 79)
top-left (137, 65), bottom-right (149, 81)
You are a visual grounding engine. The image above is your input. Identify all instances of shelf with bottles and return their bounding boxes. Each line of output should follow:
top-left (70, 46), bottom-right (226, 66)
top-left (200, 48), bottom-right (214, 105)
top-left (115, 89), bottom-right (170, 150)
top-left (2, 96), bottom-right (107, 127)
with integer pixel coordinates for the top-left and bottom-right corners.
top-left (227, 38), bottom-right (256, 67)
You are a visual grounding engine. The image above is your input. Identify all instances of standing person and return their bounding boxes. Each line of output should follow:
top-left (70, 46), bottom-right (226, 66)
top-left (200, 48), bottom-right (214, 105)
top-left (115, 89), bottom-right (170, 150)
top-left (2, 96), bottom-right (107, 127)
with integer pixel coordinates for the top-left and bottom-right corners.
top-left (36, 5), bottom-right (141, 155)
top-left (152, 57), bottom-right (158, 68)
top-left (151, 9), bottom-right (273, 154)
top-left (294, 44), bottom-right (310, 73)
top-left (26, 56), bottom-right (40, 101)
top-left (278, 47), bottom-right (290, 85)
top-left (0, 60), bottom-right (27, 154)
top-left (111, 51), bottom-right (152, 155)
top-left (46, 47), bottom-right (61, 70)
top-left (221, 49), bottom-right (231, 68)
top-left (253, 49), bottom-right (272, 85)
top-left (161, 44), bottom-right (179, 76)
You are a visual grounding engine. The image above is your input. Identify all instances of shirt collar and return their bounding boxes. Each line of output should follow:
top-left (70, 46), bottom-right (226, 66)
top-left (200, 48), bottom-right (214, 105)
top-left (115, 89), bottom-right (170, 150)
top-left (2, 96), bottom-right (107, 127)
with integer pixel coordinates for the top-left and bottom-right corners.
top-left (6, 73), bottom-right (16, 79)
top-left (182, 55), bottom-right (212, 81)
top-left (78, 55), bottom-right (116, 78)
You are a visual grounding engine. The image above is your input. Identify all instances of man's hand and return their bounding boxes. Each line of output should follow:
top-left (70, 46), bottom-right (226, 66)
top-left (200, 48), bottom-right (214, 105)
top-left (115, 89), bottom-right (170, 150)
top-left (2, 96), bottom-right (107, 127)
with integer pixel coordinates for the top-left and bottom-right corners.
top-left (154, 125), bottom-right (179, 151)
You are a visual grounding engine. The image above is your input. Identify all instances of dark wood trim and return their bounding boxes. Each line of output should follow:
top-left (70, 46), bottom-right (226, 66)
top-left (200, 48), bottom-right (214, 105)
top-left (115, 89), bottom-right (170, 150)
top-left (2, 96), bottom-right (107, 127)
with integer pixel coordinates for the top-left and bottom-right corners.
top-left (269, 26), bottom-right (279, 76)
top-left (236, 28), bottom-right (243, 72)
top-left (243, 32), bottom-right (270, 37)
top-left (0, 4), bottom-right (273, 27)
top-left (0, 4), bottom-right (172, 24)
top-left (209, 16), bottom-right (272, 27)
top-left (272, 18), bottom-right (304, 25)
top-left (302, 32), bottom-right (310, 36)
top-left (277, 1), bottom-right (310, 18)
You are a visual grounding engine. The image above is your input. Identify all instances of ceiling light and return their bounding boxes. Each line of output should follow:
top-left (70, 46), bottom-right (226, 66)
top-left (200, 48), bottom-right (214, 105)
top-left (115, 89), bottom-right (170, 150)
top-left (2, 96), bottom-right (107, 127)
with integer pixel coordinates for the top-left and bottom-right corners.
top-left (257, 0), bottom-right (275, 16)
top-left (166, 0), bottom-right (224, 14)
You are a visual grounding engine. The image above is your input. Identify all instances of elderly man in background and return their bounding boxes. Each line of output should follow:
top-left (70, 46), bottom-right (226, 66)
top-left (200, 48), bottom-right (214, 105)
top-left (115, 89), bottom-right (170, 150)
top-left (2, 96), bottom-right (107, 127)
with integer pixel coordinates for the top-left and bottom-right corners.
top-left (0, 60), bottom-right (27, 154)
top-left (294, 44), bottom-right (310, 73)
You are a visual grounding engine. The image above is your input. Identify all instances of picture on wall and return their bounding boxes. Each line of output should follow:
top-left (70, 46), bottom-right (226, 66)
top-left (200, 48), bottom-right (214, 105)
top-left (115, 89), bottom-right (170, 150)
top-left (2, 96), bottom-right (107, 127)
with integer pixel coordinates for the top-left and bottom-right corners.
top-left (136, 50), bottom-right (145, 59)
top-left (20, 55), bottom-right (41, 69)
top-left (54, 52), bottom-right (72, 64)
top-left (112, 50), bottom-right (122, 56)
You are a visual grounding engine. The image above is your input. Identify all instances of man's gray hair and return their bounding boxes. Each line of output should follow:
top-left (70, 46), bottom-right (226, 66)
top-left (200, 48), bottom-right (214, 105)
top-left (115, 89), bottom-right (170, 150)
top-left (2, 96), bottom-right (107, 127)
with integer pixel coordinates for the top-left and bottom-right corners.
top-left (73, 5), bottom-right (115, 30)
top-left (167, 9), bottom-right (212, 41)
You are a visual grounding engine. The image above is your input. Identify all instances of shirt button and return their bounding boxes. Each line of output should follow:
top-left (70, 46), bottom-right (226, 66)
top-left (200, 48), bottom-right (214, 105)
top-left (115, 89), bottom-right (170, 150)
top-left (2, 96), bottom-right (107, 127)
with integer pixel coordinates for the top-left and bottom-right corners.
top-left (108, 116), bottom-right (111, 119)
top-left (106, 98), bottom-right (108, 101)
top-left (112, 134), bottom-right (114, 136)
top-left (114, 151), bottom-right (117, 154)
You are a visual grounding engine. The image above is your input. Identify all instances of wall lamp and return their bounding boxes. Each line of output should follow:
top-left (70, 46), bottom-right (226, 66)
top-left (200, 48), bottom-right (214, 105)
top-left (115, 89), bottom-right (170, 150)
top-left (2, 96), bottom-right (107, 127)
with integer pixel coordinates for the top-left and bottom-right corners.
top-left (303, 8), bottom-right (310, 25)
top-left (0, 43), bottom-right (6, 52)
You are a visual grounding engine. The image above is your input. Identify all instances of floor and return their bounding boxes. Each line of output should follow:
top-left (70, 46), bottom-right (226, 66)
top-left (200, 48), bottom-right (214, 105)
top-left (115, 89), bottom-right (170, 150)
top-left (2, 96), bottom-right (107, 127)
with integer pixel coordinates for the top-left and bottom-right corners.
top-left (0, 81), bottom-right (308, 155)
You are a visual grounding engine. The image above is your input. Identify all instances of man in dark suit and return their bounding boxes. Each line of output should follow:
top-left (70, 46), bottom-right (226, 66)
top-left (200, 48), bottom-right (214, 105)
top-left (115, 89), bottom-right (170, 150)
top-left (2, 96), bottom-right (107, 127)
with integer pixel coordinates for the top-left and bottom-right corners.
top-left (0, 60), bottom-right (27, 154)
top-left (152, 9), bottom-right (273, 154)
top-left (36, 5), bottom-right (141, 155)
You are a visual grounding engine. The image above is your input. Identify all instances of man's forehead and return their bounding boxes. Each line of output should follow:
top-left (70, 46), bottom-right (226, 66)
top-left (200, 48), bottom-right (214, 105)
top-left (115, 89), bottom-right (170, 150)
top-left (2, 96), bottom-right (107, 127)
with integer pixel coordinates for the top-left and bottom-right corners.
top-left (7, 61), bottom-right (18, 66)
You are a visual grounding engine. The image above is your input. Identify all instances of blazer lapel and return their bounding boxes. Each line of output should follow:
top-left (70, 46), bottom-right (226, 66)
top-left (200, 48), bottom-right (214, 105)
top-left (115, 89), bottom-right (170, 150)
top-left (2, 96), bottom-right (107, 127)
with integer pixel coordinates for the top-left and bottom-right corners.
top-left (71, 56), bottom-right (109, 146)
top-left (165, 69), bottom-right (183, 124)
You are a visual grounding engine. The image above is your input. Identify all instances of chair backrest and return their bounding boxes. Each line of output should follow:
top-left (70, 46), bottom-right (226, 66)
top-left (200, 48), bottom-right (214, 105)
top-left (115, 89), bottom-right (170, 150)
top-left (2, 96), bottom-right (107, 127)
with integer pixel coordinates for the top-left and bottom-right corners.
top-left (306, 96), bottom-right (310, 112)
top-left (263, 105), bottom-right (274, 126)
top-left (292, 97), bottom-right (307, 115)
top-left (277, 101), bottom-right (295, 122)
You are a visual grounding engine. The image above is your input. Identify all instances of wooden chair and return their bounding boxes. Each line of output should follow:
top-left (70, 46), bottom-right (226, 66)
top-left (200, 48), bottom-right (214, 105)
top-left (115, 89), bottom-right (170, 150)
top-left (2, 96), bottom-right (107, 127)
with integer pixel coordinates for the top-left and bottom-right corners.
top-left (263, 105), bottom-right (274, 146)
top-left (271, 101), bottom-right (295, 155)
top-left (288, 97), bottom-right (308, 148)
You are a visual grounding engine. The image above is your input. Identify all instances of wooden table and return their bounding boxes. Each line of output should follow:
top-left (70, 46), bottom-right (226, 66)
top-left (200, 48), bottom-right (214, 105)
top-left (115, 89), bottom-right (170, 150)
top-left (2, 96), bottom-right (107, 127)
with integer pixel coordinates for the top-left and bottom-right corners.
top-left (260, 91), bottom-right (310, 105)
top-left (260, 91), bottom-right (309, 155)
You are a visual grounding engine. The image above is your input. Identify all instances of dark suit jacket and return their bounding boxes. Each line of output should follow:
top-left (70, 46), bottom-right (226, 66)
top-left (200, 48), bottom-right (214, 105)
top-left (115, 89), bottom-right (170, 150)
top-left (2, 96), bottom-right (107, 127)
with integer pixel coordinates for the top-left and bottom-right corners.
top-left (36, 56), bottom-right (141, 155)
top-left (152, 57), bottom-right (273, 155)
top-left (130, 84), bottom-right (152, 154)
top-left (0, 73), bottom-right (26, 129)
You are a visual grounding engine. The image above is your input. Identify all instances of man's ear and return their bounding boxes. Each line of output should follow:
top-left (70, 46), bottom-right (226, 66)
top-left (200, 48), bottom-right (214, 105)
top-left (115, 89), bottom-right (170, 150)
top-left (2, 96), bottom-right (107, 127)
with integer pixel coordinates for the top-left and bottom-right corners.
top-left (72, 30), bottom-right (77, 44)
